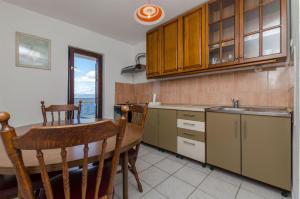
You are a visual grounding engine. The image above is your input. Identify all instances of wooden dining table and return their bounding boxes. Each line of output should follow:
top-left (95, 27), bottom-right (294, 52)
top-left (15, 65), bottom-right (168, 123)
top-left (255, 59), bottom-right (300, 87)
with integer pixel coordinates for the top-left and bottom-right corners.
top-left (0, 118), bottom-right (143, 199)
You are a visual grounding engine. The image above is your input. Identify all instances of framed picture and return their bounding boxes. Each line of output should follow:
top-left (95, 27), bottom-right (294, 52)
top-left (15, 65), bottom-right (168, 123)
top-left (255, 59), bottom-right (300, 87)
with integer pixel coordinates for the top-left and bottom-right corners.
top-left (16, 32), bottom-right (51, 70)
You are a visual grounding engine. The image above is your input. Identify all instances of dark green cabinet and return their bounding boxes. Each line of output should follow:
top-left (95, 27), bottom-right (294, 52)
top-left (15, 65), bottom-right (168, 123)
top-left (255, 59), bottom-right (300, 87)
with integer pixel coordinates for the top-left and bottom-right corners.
top-left (158, 109), bottom-right (177, 153)
top-left (143, 109), bottom-right (159, 146)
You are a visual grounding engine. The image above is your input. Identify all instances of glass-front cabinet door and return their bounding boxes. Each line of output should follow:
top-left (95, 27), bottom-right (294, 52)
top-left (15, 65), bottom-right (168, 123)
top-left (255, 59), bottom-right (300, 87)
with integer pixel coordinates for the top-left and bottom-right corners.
top-left (240, 0), bottom-right (287, 63)
top-left (208, 0), bottom-right (239, 68)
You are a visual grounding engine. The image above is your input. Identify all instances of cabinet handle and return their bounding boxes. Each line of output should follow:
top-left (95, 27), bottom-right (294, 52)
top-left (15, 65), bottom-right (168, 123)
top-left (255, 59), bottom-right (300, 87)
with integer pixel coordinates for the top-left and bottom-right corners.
top-left (234, 120), bottom-right (238, 138)
top-left (183, 122), bottom-right (195, 126)
top-left (243, 121), bottom-right (247, 140)
top-left (183, 132), bottom-right (195, 137)
top-left (183, 114), bottom-right (195, 117)
top-left (183, 141), bottom-right (195, 146)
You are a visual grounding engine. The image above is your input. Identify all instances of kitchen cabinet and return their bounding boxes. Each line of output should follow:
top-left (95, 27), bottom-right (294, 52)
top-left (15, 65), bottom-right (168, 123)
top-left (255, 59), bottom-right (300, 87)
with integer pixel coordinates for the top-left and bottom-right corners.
top-left (206, 112), bottom-right (241, 174)
top-left (207, 0), bottom-right (239, 68)
top-left (146, 0), bottom-right (288, 78)
top-left (146, 29), bottom-right (161, 77)
top-left (181, 7), bottom-right (207, 72)
top-left (158, 109), bottom-right (177, 152)
top-left (241, 115), bottom-right (291, 191)
top-left (143, 109), bottom-right (159, 146)
top-left (240, 0), bottom-right (287, 63)
top-left (161, 19), bottom-right (180, 75)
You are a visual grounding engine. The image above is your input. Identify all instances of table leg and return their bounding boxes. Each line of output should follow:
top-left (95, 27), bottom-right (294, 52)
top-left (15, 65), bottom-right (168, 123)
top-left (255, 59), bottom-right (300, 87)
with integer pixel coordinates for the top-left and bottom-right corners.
top-left (122, 151), bottom-right (129, 199)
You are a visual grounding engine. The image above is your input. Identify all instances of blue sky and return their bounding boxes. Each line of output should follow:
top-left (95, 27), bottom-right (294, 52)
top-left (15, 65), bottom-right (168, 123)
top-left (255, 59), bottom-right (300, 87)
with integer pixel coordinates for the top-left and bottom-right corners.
top-left (74, 55), bottom-right (96, 96)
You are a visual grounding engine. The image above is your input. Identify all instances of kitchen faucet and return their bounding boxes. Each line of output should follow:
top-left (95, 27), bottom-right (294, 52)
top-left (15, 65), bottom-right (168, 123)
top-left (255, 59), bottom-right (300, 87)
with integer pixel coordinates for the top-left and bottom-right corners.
top-left (232, 98), bottom-right (240, 108)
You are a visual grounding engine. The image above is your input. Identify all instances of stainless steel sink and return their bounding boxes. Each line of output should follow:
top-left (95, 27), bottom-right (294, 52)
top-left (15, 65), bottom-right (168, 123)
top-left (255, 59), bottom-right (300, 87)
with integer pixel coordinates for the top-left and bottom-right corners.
top-left (220, 107), bottom-right (247, 112)
top-left (207, 106), bottom-right (292, 117)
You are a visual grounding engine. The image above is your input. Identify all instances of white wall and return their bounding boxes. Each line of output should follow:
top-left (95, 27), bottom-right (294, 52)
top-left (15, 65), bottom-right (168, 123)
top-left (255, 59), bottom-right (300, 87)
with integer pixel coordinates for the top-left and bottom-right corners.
top-left (0, 1), bottom-right (134, 126)
top-left (292, 0), bottom-right (300, 198)
top-left (132, 41), bottom-right (150, 84)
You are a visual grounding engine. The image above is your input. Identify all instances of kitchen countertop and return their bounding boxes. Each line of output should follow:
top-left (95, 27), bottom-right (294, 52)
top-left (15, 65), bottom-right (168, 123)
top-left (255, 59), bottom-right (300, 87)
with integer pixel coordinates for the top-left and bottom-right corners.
top-left (148, 104), bottom-right (211, 112)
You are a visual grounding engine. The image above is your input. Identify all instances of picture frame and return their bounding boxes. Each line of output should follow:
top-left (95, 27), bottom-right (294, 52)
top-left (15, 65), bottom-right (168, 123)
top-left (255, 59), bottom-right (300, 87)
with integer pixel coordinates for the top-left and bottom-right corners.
top-left (15, 32), bottom-right (51, 70)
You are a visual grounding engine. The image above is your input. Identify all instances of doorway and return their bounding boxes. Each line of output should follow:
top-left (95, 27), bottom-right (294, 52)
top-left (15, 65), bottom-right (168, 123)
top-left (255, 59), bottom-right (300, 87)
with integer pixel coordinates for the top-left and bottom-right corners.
top-left (68, 47), bottom-right (102, 119)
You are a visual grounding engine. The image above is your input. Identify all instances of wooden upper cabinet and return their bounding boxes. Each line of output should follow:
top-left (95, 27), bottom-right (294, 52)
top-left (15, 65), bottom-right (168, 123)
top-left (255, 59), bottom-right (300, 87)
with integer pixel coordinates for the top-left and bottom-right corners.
top-left (207, 0), bottom-right (240, 68)
top-left (182, 6), bottom-right (207, 71)
top-left (240, 0), bottom-right (287, 63)
top-left (161, 19), bottom-right (180, 75)
top-left (146, 29), bottom-right (161, 77)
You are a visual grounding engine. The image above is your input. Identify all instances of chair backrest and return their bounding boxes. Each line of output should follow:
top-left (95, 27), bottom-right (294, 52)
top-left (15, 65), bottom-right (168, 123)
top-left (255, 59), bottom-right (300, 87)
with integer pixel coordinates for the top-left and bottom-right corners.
top-left (0, 106), bottom-right (129, 199)
top-left (41, 101), bottom-right (82, 124)
top-left (127, 103), bottom-right (148, 129)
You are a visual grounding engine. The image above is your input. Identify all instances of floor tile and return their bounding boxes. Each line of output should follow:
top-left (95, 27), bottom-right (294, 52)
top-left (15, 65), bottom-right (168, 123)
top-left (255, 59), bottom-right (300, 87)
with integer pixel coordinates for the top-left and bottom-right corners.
top-left (155, 158), bottom-right (184, 174)
top-left (186, 161), bottom-right (212, 174)
top-left (210, 169), bottom-right (243, 187)
top-left (139, 166), bottom-right (169, 187)
top-left (115, 178), bottom-right (151, 199)
top-left (199, 176), bottom-right (239, 199)
top-left (139, 144), bottom-right (156, 157)
top-left (141, 189), bottom-right (167, 199)
top-left (156, 176), bottom-right (195, 199)
top-left (135, 158), bottom-right (152, 172)
top-left (241, 179), bottom-right (289, 199)
top-left (236, 189), bottom-right (268, 199)
top-left (174, 166), bottom-right (208, 187)
top-left (141, 152), bottom-right (167, 165)
top-left (188, 189), bottom-right (217, 199)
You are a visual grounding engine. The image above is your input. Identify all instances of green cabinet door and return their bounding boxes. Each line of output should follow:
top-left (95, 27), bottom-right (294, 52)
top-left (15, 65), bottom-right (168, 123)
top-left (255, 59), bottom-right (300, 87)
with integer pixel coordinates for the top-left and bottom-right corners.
top-left (158, 109), bottom-right (177, 153)
top-left (241, 115), bottom-right (291, 191)
top-left (143, 109), bottom-right (159, 146)
top-left (206, 112), bottom-right (241, 174)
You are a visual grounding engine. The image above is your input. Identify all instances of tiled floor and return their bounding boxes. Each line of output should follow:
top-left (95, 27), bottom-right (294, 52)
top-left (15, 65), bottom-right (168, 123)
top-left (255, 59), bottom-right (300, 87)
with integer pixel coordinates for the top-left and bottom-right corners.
top-left (114, 144), bottom-right (291, 199)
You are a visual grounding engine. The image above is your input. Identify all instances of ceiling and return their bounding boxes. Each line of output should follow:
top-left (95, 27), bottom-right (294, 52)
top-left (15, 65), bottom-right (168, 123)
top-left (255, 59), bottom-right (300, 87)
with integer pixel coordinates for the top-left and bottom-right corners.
top-left (3, 0), bottom-right (207, 45)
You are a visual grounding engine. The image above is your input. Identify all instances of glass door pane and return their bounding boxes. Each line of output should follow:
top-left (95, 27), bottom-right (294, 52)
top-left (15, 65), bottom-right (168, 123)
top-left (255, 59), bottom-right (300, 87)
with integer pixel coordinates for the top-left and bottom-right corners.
top-left (263, 0), bottom-right (281, 29)
top-left (74, 54), bottom-right (97, 119)
top-left (209, 23), bottom-right (220, 44)
top-left (209, 44), bottom-right (220, 64)
top-left (222, 17), bottom-right (235, 40)
top-left (222, 40), bottom-right (235, 62)
top-left (244, 8), bottom-right (259, 34)
top-left (223, 0), bottom-right (235, 18)
top-left (244, 0), bottom-right (259, 11)
top-left (263, 28), bottom-right (281, 55)
top-left (244, 34), bottom-right (260, 58)
top-left (209, 0), bottom-right (220, 23)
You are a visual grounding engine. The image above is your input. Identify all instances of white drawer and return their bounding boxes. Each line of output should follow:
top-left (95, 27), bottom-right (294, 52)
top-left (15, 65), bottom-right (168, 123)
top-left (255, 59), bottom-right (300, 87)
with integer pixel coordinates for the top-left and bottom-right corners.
top-left (177, 119), bottom-right (205, 132)
top-left (177, 136), bottom-right (205, 163)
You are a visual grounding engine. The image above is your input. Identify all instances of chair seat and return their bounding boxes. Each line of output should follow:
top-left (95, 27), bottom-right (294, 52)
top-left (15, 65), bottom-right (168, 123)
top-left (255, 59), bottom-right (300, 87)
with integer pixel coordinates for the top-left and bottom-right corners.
top-left (39, 166), bottom-right (111, 199)
top-left (0, 172), bottom-right (60, 199)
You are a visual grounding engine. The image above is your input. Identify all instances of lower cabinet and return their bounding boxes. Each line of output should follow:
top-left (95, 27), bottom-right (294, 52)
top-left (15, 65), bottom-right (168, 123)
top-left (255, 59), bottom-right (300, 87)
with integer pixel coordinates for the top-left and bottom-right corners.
top-left (158, 109), bottom-right (177, 153)
top-left (206, 112), bottom-right (241, 174)
top-left (206, 111), bottom-right (292, 191)
top-left (143, 109), bottom-right (159, 146)
top-left (241, 115), bottom-right (291, 191)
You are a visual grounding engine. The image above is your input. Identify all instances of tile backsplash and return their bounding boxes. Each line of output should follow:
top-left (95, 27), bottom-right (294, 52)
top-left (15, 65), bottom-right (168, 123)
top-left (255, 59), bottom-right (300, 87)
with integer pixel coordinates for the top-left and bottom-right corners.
top-left (115, 66), bottom-right (294, 108)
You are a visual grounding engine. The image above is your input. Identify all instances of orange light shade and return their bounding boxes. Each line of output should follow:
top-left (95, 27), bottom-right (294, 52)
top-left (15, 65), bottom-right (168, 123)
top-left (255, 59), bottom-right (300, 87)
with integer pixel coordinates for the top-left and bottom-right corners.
top-left (134, 4), bottom-right (165, 25)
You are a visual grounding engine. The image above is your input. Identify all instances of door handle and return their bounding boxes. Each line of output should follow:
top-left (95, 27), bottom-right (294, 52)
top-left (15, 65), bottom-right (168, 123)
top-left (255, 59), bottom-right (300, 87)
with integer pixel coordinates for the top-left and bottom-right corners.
top-left (183, 141), bottom-right (196, 146)
top-left (183, 132), bottom-right (195, 137)
top-left (243, 121), bottom-right (247, 140)
top-left (234, 120), bottom-right (238, 138)
top-left (183, 114), bottom-right (195, 117)
top-left (183, 122), bottom-right (195, 126)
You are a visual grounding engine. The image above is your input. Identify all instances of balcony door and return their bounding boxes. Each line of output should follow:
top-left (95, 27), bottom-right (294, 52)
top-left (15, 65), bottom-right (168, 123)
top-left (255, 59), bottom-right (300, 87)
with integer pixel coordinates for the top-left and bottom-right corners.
top-left (68, 47), bottom-right (102, 119)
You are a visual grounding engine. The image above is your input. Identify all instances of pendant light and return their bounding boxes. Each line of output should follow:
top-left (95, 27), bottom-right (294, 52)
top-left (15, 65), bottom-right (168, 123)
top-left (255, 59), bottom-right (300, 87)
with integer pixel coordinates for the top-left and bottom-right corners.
top-left (134, 0), bottom-right (165, 25)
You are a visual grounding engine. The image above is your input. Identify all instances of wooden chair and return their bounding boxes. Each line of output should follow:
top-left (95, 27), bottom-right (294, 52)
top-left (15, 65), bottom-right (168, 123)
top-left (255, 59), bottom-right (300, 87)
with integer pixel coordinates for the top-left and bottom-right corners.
top-left (0, 106), bottom-right (128, 199)
top-left (41, 101), bottom-right (82, 124)
top-left (123, 103), bottom-right (148, 193)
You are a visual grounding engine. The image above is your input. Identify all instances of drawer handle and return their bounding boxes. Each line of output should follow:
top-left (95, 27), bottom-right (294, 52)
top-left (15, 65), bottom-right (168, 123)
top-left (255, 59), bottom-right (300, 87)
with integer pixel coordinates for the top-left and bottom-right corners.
top-left (183, 132), bottom-right (195, 137)
top-left (183, 122), bottom-right (195, 126)
top-left (183, 141), bottom-right (196, 146)
top-left (183, 114), bottom-right (195, 117)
